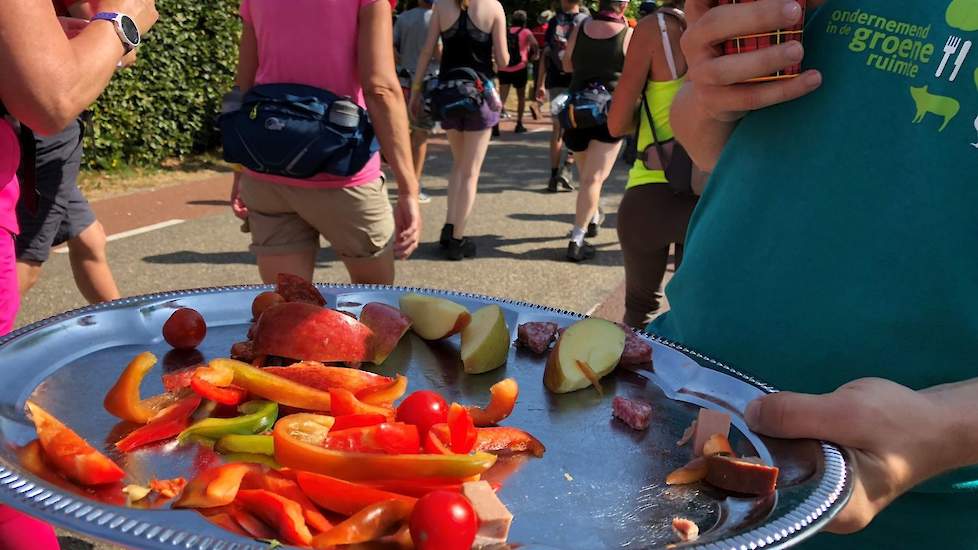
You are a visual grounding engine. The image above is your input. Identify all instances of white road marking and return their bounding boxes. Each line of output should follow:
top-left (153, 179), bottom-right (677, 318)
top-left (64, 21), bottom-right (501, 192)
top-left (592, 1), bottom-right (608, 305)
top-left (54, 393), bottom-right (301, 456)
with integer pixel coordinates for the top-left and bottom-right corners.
top-left (53, 219), bottom-right (185, 254)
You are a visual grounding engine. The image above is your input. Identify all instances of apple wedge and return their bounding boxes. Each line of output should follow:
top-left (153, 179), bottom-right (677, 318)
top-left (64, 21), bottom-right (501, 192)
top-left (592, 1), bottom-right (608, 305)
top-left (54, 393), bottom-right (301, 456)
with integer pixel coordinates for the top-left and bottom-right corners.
top-left (544, 318), bottom-right (626, 394)
top-left (359, 302), bottom-right (412, 365)
top-left (253, 302), bottom-right (374, 362)
top-left (398, 293), bottom-right (471, 341)
top-left (461, 305), bottom-right (510, 374)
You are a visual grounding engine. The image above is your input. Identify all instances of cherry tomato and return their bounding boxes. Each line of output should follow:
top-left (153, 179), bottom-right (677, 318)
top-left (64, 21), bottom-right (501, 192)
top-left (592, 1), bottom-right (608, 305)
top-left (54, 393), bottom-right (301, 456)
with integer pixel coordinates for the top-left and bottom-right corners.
top-left (163, 308), bottom-right (207, 350)
top-left (251, 291), bottom-right (285, 319)
top-left (409, 490), bottom-right (478, 550)
top-left (396, 390), bottom-right (449, 437)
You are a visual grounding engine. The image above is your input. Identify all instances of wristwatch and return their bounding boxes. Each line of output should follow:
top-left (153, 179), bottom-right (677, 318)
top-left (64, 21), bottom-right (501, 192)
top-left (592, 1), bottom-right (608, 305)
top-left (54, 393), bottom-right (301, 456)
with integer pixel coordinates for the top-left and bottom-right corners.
top-left (91, 12), bottom-right (141, 53)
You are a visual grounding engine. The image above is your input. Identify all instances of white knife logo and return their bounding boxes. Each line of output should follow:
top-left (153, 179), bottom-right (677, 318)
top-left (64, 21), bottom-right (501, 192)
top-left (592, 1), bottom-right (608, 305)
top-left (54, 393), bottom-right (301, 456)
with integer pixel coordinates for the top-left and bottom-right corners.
top-left (950, 40), bottom-right (972, 82)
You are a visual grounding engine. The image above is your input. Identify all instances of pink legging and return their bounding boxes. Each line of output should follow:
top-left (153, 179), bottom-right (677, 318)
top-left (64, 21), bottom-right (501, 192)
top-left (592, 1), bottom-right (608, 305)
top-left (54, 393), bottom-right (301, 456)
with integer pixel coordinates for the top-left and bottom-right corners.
top-left (0, 505), bottom-right (59, 549)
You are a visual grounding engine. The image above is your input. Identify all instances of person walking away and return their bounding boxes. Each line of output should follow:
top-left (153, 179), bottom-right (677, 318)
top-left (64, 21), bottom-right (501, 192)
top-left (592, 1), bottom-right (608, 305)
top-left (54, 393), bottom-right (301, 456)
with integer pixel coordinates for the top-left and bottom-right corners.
top-left (654, 0), bottom-right (978, 547)
top-left (497, 10), bottom-right (538, 134)
top-left (528, 10), bottom-right (552, 121)
top-left (0, 1), bottom-right (159, 545)
top-left (536, 0), bottom-right (588, 192)
top-left (394, 0), bottom-right (440, 204)
top-left (410, 0), bottom-right (508, 261)
top-left (560, 0), bottom-right (630, 262)
top-left (234, 0), bottom-right (421, 285)
top-left (607, 4), bottom-right (697, 328)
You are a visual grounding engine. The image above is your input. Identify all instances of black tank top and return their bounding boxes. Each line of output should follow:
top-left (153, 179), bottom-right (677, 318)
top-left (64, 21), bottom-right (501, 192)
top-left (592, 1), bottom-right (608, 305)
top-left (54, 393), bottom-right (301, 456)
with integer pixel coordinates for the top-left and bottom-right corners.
top-left (440, 10), bottom-right (494, 77)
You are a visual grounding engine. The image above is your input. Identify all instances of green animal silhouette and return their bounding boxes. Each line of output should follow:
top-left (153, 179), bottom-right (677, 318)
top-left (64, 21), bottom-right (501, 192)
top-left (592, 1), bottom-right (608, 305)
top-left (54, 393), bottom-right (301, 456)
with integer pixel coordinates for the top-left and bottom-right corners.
top-left (910, 86), bottom-right (960, 132)
top-left (947, 0), bottom-right (978, 31)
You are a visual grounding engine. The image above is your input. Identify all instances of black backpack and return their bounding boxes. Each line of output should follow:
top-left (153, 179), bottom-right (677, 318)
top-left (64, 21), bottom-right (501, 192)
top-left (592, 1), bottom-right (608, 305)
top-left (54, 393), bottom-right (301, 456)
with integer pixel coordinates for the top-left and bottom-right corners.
top-left (506, 28), bottom-right (522, 67)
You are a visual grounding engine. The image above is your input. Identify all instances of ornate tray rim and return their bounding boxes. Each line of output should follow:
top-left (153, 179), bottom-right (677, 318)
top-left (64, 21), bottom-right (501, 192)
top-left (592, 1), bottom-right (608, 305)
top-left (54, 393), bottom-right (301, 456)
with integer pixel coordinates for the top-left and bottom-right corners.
top-left (0, 284), bottom-right (853, 550)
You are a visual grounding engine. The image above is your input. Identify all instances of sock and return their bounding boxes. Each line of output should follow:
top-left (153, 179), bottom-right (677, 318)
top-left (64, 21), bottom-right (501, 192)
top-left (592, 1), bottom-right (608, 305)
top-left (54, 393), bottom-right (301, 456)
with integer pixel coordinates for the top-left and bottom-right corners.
top-left (551, 167), bottom-right (559, 177)
top-left (591, 210), bottom-right (602, 224)
top-left (570, 227), bottom-right (586, 246)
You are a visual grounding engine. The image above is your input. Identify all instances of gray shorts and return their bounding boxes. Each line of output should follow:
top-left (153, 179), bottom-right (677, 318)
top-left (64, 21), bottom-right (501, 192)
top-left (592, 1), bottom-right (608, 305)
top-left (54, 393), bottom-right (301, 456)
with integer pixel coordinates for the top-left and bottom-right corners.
top-left (15, 118), bottom-right (96, 264)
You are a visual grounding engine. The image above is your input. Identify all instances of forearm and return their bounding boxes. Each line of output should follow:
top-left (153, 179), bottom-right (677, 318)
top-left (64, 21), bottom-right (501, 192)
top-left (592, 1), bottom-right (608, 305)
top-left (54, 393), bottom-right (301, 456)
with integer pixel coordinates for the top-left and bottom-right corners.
top-left (925, 378), bottom-right (978, 473)
top-left (669, 83), bottom-right (737, 171)
top-left (363, 82), bottom-right (417, 197)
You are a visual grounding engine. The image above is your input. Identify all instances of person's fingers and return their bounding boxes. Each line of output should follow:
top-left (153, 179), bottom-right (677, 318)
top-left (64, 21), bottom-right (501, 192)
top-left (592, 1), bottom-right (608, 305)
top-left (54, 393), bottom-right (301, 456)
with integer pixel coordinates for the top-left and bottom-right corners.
top-left (683, 0), bottom-right (803, 64)
top-left (696, 70), bottom-right (821, 121)
top-left (745, 389), bottom-right (862, 444)
top-left (688, 41), bottom-right (804, 86)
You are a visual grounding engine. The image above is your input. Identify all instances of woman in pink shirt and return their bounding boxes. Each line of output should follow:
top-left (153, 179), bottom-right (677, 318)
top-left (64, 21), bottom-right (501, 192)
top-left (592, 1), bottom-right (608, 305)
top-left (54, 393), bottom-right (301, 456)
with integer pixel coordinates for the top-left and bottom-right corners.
top-left (234, 0), bottom-right (421, 285)
top-left (497, 10), bottom-right (539, 134)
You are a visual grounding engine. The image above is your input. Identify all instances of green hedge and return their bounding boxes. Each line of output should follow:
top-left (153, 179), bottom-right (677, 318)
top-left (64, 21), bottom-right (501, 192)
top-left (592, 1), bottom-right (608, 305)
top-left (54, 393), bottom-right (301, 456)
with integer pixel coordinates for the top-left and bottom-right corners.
top-left (84, 0), bottom-right (241, 169)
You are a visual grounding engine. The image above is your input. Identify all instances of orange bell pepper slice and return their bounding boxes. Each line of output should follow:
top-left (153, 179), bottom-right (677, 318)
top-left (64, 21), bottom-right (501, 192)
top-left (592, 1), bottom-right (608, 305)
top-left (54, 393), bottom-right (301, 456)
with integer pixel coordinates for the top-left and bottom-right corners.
top-left (294, 471), bottom-right (416, 516)
top-left (104, 352), bottom-right (178, 424)
top-left (241, 469), bottom-right (332, 533)
top-left (173, 463), bottom-right (257, 508)
top-left (311, 499), bottom-right (414, 549)
top-left (356, 375), bottom-right (408, 406)
top-left (447, 403), bottom-right (477, 454)
top-left (209, 359), bottom-right (332, 411)
top-left (466, 378), bottom-right (519, 427)
top-left (26, 401), bottom-right (125, 486)
top-left (235, 489), bottom-right (313, 546)
top-left (273, 413), bottom-right (496, 481)
top-left (329, 388), bottom-right (395, 420)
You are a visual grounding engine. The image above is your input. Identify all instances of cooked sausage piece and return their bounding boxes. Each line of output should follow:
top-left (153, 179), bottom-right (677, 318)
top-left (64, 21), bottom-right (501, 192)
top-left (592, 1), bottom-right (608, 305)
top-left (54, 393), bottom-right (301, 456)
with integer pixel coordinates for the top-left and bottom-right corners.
top-left (516, 322), bottom-right (559, 354)
top-left (612, 396), bottom-right (653, 430)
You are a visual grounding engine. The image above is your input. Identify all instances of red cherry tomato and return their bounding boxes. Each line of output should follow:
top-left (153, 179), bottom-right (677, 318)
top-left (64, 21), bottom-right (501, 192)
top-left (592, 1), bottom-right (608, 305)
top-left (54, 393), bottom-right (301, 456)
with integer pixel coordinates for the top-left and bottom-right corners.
top-left (396, 390), bottom-right (448, 437)
top-left (409, 491), bottom-right (478, 550)
top-left (163, 308), bottom-right (207, 350)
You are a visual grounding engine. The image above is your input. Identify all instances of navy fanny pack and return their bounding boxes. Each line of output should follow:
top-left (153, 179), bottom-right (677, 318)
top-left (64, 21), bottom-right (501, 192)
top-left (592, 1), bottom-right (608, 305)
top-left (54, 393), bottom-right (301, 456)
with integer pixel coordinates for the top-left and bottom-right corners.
top-left (221, 83), bottom-right (379, 179)
top-left (424, 68), bottom-right (488, 122)
top-left (559, 83), bottom-right (613, 130)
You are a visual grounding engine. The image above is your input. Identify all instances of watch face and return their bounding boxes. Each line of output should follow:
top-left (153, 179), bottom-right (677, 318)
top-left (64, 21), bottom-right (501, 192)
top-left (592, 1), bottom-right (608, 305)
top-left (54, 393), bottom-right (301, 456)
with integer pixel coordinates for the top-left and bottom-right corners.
top-left (120, 15), bottom-right (140, 45)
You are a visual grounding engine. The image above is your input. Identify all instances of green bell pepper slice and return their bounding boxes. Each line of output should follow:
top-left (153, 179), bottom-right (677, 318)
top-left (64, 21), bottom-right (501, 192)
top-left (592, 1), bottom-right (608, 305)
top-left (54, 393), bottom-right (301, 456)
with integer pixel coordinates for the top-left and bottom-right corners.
top-left (178, 400), bottom-right (278, 443)
top-left (215, 434), bottom-right (275, 456)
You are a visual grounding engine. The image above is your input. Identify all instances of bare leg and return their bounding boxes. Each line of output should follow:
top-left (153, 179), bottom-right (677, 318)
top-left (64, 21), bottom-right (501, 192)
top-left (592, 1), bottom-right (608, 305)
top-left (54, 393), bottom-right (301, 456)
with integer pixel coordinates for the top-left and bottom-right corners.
top-left (67, 221), bottom-right (120, 303)
top-left (445, 130), bottom-right (465, 228)
top-left (515, 84), bottom-right (527, 125)
top-left (574, 140), bottom-right (622, 229)
top-left (256, 249), bottom-right (317, 285)
top-left (499, 84), bottom-right (511, 117)
top-left (16, 261), bottom-right (42, 295)
top-left (445, 129), bottom-right (492, 238)
top-left (342, 248), bottom-right (395, 285)
top-left (410, 128), bottom-right (429, 182)
top-left (549, 118), bottom-right (563, 170)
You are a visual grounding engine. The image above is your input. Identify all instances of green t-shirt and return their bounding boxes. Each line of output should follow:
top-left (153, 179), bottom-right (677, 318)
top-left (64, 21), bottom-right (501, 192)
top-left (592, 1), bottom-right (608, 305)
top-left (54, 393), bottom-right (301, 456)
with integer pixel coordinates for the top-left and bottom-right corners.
top-left (652, 0), bottom-right (978, 546)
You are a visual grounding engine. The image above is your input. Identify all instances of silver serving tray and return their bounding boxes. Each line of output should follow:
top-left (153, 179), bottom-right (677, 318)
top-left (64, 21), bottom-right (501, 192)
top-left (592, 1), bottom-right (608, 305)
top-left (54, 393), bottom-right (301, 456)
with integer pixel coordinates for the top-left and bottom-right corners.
top-left (0, 285), bottom-right (851, 549)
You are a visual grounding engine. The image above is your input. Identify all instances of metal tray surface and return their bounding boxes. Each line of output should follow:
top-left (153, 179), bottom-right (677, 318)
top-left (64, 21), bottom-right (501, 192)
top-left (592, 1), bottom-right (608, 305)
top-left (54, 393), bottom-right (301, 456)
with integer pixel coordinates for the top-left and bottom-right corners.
top-left (0, 285), bottom-right (851, 549)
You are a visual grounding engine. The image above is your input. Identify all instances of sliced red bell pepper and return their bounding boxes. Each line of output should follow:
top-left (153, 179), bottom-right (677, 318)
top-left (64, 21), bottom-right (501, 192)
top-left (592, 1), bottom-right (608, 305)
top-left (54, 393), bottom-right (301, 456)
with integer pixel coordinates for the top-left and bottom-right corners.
top-left (115, 395), bottom-right (202, 452)
top-left (423, 426), bottom-right (454, 455)
top-left (329, 388), bottom-right (395, 420)
top-left (241, 470), bottom-right (332, 533)
top-left (363, 478), bottom-right (466, 498)
top-left (324, 423), bottom-right (420, 455)
top-left (173, 463), bottom-right (257, 508)
top-left (263, 362), bottom-right (393, 394)
top-left (466, 378), bottom-right (519, 427)
top-left (294, 471), bottom-right (416, 516)
top-left (200, 509), bottom-right (250, 537)
top-left (311, 499), bottom-right (414, 549)
top-left (209, 359), bottom-right (333, 411)
top-left (473, 426), bottom-right (546, 457)
top-left (18, 440), bottom-right (126, 506)
top-left (447, 403), bottom-right (477, 454)
top-left (356, 375), bottom-right (408, 406)
top-left (273, 414), bottom-right (497, 481)
top-left (149, 477), bottom-right (187, 500)
top-left (235, 489), bottom-right (313, 546)
top-left (104, 352), bottom-right (178, 424)
top-left (162, 367), bottom-right (196, 393)
top-left (331, 413), bottom-right (387, 431)
top-left (26, 401), bottom-right (125, 486)
top-left (190, 376), bottom-right (247, 406)
top-left (226, 503), bottom-right (277, 540)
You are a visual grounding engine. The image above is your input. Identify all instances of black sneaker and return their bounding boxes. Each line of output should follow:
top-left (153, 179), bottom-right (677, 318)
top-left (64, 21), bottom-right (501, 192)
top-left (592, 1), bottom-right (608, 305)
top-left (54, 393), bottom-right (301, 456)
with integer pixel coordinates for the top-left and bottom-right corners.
top-left (514, 123), bottom-right (528, 134)
top-left (439, 224), bottom-right (454, 249)
top-left (547, 174), bottom-right (560, 193)
top-left (586, 222), bottom-right (599, 238)
top-left (559, 164), bottom-right (575, 190)
top-left (491, 125), bottom-right (501, 138)
top-left (446, 238), bottom-right (477, 261)
top-left (566, 241), bottom-right (595, 262)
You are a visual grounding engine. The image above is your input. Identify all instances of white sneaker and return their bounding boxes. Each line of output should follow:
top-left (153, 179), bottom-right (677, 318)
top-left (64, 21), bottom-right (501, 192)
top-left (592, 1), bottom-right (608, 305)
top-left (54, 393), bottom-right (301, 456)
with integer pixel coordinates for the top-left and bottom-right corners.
top-left (418, 192), bottom-right (432, 204)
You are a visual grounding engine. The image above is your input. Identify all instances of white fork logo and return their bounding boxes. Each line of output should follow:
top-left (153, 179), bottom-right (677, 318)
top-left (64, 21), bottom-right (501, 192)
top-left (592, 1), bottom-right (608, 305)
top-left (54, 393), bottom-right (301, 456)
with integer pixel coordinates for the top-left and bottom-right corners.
top-left (936, 36), bottom-right (961, 78)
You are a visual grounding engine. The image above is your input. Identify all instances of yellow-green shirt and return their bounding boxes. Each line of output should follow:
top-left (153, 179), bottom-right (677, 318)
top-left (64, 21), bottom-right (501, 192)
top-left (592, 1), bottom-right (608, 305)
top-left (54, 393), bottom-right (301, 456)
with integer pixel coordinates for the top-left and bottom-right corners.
top-left (625, 78), bottom-right (684, 189)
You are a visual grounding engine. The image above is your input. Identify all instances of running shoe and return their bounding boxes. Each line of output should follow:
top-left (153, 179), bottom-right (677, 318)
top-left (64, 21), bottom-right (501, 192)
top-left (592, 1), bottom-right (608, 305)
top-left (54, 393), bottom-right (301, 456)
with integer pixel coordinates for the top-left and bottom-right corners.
top-left (559, 163), bottom-right (575, 190)
top-left (566, 241), bottom-right (595, 262)
top-left (446, 238), bottom-right (477, 261)
top-left (514, 123), bottom-right (528, 134)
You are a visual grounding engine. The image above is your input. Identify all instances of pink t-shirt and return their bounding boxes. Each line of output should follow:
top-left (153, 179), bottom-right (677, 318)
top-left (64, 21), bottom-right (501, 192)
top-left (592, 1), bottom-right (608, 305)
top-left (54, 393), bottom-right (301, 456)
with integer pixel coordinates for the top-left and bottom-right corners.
top-left (239, 0), bottom-right (381, 188)
top-left (499, 28), bottom-right (534, 73)
top-left (0, 120), bottom-right (20, 235)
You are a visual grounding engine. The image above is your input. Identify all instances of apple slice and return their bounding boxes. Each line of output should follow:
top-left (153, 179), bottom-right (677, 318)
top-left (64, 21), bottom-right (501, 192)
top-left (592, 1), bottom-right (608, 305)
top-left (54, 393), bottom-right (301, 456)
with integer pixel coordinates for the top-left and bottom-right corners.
top-left (461, 305), bottom-right (510, 374)
top-left (359, 303), bottom-right (412, 365)
top-left (398, 294), bottom-right (471, 341)
top-left (253, 302), bottom-right (374, 362)
top-left (543, 318), bottom-right (626, 394)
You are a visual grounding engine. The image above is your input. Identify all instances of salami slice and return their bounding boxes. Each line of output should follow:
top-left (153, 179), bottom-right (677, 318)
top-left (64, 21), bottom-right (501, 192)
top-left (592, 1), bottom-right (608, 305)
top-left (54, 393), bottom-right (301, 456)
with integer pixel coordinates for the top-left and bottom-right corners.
top-left (617, 324), bottom-right (653, 366)
top-left (275, 273), bottom-right (326, 307)
top-left (612, 396), bottom-right (653, 430)
top-left (516, 322), bottom-right (558, 354)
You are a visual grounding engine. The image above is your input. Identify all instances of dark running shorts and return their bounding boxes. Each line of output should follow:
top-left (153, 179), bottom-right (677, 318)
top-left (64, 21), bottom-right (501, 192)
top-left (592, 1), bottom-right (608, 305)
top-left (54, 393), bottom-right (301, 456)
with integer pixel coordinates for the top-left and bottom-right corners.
top-left (563, 122), bottom-right (622, 152)
top-left (498, 67), bottom-right (529, 88)
top-left (441, 101), bottom-right (501, 132)
top-left (15, 118), bottom-right (96, 264)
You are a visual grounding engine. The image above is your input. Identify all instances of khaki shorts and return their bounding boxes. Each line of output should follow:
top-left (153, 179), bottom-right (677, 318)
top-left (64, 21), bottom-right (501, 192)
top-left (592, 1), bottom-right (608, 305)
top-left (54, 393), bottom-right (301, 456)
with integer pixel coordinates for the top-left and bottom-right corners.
top-left (239, 174), bottom-right (394, 259)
